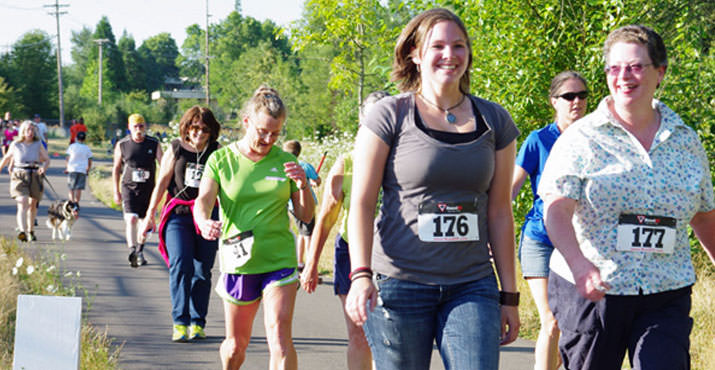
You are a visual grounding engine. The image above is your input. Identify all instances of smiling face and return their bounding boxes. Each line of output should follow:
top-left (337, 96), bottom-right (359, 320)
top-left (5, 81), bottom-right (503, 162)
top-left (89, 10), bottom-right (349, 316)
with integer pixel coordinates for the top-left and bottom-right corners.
top-left (606, 42), bottom-right (665, 109)
top-left (412, 20), bottom-right (469, 91)
top-left (243, 111), bottom-right (284, 157)
top-left (551, 78), bottom-right (588, 127)
top-left (187, 119), bottom-right (210, 148)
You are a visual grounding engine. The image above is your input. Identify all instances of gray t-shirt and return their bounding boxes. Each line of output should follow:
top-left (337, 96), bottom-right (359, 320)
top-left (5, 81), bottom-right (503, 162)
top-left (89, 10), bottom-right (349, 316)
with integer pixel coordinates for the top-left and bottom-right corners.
top-left (364, 92), bottom-right (519, 285)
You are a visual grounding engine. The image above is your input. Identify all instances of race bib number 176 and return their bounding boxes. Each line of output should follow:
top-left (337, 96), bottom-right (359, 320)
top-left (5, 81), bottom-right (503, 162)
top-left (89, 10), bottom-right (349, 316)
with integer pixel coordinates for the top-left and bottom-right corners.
top-left (417, 201), bottom-right (478, 242)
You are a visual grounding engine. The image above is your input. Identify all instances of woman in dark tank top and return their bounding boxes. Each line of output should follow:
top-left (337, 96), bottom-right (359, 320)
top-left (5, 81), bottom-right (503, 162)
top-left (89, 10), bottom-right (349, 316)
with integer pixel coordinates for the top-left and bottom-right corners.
top-left (141, 106), bottom-right (221, 343)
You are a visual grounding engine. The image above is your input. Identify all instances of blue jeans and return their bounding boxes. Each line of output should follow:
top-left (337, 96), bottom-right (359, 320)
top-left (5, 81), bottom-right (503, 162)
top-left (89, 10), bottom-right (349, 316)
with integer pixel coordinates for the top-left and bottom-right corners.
top-left (165, 212), bottom-right (218, 327)
top-left (364, 273), bottom-right (501, 370)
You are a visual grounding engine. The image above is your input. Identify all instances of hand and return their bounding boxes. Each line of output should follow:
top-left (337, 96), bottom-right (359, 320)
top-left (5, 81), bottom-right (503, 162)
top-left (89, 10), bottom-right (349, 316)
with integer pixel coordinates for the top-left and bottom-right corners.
top-left (198, 218), bottom-right (222, 241)
top-left (113, 191), bottom-right (122, 205)
top-left (345, 277), bottom-right (377, 326)
top-left (572, 257), bottom-right (610, 302)
top-left (284, 162), bottom-right (307, 190)
top-left (63, 169), bottom-right (68, 174)
top-left (300, 262), bottom-right (319, 293)
top-left (37, 167), bottom-right (45, 175)
top-left (140, 217), bottom-right (155, 237)
top-left (500, 305), bottom-right (520, 345)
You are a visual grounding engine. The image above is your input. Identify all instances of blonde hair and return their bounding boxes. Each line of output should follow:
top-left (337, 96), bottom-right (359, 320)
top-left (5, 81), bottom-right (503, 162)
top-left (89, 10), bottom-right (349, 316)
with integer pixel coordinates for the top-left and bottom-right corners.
top-left (241, 85), bottom-right (286, 121)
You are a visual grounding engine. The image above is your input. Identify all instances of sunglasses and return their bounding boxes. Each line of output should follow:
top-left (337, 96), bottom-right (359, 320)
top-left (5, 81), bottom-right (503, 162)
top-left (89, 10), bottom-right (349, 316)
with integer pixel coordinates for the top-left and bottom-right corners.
top-left (189, 125), bottom-right (210, 134)
top-left (557, 91), bottom-right (588, 101)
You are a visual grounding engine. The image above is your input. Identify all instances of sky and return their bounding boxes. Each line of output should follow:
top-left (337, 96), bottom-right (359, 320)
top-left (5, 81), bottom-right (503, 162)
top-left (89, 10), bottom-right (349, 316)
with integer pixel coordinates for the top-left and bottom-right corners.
top-left (0, 0), bottom-right (305, 65)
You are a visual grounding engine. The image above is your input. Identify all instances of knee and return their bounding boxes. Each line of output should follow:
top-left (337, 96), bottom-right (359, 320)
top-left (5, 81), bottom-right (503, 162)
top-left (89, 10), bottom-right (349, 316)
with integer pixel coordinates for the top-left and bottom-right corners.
top-left (220, 337), bottom-right (247, 363)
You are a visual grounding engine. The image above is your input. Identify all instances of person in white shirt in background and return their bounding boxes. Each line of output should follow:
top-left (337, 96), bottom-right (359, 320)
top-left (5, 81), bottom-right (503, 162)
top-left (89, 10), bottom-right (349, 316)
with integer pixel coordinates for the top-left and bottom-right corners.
top-left (65, 131), bottom-right (93, 203)
top-left (33, 114), bottom-right (48, 150)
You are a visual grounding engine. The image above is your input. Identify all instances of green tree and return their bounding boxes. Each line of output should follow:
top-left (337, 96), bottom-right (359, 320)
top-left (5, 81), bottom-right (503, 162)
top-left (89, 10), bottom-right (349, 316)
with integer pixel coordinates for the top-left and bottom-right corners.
top-left (0, 76), bottom-right (24, 115)
top-left (90, 17), bottom-right (128, 92)
top-left (137, 33), bottom-right (180, 92)
top-left (4, 30), bottom-right (57, 117)
top-left (118, 33), bottom-right (146, 92)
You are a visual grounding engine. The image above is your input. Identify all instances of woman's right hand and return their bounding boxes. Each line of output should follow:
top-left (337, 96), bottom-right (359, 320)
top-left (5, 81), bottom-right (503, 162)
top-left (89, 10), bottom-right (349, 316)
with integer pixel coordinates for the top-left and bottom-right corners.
top-left (345, 276), bottom-right (377, 326)
top-left (197, 218), bottom-right (222, 240)
top-left (300, 262), bottom-right (320, 294)
top-left (140, 217), bottom-right (155, 236)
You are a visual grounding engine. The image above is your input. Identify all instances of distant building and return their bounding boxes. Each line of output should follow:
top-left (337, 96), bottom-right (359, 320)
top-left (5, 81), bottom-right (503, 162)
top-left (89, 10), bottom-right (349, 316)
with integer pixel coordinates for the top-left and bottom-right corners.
top-left (151, 77), bottom-right (209, 102)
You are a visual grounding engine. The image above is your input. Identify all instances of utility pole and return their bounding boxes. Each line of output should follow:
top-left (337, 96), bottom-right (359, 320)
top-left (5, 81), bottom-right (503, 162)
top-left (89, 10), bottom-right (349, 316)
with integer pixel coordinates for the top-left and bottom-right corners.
top-left (45, 0), bottom-right (68, 128)
top-left (204, 0), bottom-right (211, 105)
top-left (93, 39), bottom-right (109, 105)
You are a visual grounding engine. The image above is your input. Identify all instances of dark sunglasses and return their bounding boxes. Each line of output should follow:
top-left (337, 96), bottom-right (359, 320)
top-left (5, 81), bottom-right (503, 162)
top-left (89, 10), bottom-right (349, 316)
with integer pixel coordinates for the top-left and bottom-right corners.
top-left (557, 91), bottom-right (588, 101)
top-left (189, 125), bottom-right (210, 134)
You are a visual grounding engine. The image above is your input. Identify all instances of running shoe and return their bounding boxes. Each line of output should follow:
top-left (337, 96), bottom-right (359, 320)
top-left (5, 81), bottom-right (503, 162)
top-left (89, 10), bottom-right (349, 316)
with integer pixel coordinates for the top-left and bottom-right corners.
top-left (189, 324), bottom-right (206, 340)
top-left (128, 249), bottom-right (138, 268)
top-left (137, 251), bottom-right (148, 266)
top-left (172, 324), bottom-right (189, 342)
top-left (29, 231), bottom-right (36, 241)
top-left (17, 231), bottom-right (27, 242)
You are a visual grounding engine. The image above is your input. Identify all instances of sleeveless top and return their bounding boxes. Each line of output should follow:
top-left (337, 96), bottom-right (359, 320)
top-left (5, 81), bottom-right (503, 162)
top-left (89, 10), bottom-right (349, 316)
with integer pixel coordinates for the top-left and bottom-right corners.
top-left (14, 141), bottom-right (42, 167)
top-left (118, 135), bottom-right (159, 191)
top-left (168, 139), bottom-right (219, 214)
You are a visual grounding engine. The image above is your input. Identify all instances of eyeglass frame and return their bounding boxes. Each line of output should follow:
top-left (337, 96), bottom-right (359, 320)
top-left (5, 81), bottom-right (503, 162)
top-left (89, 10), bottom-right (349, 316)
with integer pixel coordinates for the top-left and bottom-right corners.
top-left (604, 63), bottom-right (654, 76)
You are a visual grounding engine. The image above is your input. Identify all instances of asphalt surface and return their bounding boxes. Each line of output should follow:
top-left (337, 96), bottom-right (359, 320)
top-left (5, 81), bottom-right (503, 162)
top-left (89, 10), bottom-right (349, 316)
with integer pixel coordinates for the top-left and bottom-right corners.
top-left (1, 158), bottom-right (536, 369)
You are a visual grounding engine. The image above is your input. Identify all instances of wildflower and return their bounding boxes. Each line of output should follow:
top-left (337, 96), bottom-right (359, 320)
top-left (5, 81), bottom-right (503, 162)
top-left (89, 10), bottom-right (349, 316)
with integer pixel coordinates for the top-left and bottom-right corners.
top-left (26, 265), bottom-right (35, 275)
top-left (46, 284), bottom-right (57, 293)
top-left (15, 257), bottom-right (24, 268)
top-left (60, 253), bottom-right (67, 261)
top-left (12, 267), bottom-right (18, 275)
top-left (46, 265), bottom-right (56, 272)
top-left (76, 271), bottom-right (81, 278)
top-left (64, 271), bottom-right (73, 277)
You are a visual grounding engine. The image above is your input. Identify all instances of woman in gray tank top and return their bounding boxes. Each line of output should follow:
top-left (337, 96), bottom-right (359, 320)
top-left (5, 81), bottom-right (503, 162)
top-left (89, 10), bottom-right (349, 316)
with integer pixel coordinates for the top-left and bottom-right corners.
top-left (0, 120), bottom-right (50, 242)
top-left (344, 8), bottom-right (520, 370)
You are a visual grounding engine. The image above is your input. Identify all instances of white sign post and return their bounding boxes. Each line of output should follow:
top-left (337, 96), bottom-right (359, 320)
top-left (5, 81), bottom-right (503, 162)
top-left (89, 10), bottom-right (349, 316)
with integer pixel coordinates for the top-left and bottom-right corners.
top-left (13, 295), bottom-right (82, 370)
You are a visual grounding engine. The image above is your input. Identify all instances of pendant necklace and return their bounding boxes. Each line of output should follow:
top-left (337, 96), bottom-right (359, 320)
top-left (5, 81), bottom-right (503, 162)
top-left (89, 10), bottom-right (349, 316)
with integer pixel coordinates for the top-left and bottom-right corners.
top-left (418, 93), bottom-right (465, 124)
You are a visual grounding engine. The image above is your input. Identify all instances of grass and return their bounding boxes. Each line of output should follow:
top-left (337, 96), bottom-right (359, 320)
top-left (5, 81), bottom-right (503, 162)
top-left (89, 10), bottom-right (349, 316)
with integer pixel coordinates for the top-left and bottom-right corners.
top-left (0, 237), bottom-right (120, 369)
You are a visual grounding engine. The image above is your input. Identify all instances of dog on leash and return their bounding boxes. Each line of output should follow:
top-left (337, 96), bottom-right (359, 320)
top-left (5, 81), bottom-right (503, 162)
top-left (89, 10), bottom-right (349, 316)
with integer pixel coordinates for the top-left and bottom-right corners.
top-left (46, 200), bottom-right (80, 240)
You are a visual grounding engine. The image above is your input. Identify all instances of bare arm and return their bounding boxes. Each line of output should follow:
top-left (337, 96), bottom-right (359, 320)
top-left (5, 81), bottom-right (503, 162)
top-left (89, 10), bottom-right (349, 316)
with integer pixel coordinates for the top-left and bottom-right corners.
top-left (112, 144), bottom-right (123, 205)
top-left (141, 144), bottom-right (176, 234)
top-left (37, 144), bottom-right (50, 176)
top-left (155, 142), bottom-right (163, 164)
top-left (488, 142), bottom-right (520, 345)
top-left (345, 128), bottom-right (389, 326)
top-left (194, 173), bottom-right (221, 240)
top-left (301, 156), bottom-right (345, 293)
top-left (511, 165), bottom-right (528, 201)
top-left (690, 209), bottom-right (715, 265)
top-left (543, 194), bottom-right (608, 301)
top-left (0, 143), bottom-right (15, 172)
top-left (287, 162), bottom-right (315, 223)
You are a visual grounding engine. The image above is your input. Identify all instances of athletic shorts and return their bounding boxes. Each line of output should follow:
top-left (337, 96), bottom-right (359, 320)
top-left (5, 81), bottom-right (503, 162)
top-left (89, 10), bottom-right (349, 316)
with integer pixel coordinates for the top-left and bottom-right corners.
top-left (333, 234), bottom-right (351, 295)
top-left (67, 172), bottom-right (87, 190)
top-left (215, 268), bottom-right (298, 305)
top-left (10, 169), bottom-right (43, 201)
top-left (291, 214), bottom-right (315, 236)
top-left (121, 186), bottom-right (152, 218)
top-left (518, 235), bottom-right (554, 278)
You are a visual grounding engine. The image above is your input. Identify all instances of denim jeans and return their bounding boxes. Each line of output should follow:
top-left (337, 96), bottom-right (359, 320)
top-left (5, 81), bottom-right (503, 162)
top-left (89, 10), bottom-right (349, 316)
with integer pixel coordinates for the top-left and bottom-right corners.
top-left (364, 273), bottom-right (501, 370)
top-left (165, 212), bottom-right (218, 327)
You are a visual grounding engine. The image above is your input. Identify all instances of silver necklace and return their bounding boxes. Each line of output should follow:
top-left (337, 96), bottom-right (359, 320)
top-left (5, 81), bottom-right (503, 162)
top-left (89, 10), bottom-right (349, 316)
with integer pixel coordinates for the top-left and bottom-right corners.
top-left (418, 93), bottom-right (465, 124)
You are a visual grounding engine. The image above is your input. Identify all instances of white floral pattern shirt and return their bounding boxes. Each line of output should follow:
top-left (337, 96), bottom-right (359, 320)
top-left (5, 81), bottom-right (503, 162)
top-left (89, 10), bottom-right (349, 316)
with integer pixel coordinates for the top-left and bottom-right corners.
top-left (539, 97), bottom-right (714, 295)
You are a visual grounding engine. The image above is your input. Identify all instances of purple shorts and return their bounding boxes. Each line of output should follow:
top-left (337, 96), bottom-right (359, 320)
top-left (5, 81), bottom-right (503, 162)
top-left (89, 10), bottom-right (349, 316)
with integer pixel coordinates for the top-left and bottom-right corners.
top-left (216, 268), bottom-right (298, 305)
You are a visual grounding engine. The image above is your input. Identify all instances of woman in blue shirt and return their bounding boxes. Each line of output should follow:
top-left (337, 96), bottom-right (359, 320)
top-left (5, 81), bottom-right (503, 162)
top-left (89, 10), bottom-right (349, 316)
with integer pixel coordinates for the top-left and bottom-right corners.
top-left (511, 71), bottom-right (588, 370)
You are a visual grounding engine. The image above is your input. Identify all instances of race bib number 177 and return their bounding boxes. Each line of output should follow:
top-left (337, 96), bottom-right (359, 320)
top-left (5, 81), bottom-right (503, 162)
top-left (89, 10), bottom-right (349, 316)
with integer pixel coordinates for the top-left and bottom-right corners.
top-left (616, 214), bottom-right (676, 254)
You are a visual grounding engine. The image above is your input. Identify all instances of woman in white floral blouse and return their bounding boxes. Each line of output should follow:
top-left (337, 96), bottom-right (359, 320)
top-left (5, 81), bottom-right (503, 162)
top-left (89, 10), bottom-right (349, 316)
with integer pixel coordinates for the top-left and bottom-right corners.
top-left (539, 24), bottom-right (714, 370)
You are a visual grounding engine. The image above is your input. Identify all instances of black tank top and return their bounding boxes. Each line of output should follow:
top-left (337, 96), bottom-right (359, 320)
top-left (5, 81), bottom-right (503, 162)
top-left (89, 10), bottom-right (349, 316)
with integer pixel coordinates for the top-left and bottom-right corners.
top-left (119, 135), bottom-right (159, 190)
top-left (169, 139), bottom-right (218, 214)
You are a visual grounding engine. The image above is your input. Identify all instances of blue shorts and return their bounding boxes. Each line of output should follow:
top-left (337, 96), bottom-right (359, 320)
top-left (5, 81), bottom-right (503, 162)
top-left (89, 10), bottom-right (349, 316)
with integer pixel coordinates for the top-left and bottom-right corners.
top-left (215, 268), bottom-right (298, 305)
top-left (333, 234), bottom-right (351, 295)
top-left (518, 235), bottom-right (554, 278)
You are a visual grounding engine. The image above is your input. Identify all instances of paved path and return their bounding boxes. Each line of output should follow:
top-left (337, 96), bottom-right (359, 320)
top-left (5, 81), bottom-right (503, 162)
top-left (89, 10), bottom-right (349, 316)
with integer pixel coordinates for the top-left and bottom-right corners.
top-left (1, 158), bottom-right (535, 369)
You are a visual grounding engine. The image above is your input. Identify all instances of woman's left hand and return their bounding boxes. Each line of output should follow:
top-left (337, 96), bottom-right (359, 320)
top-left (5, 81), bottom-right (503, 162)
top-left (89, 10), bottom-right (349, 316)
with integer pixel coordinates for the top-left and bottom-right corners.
top-left (37, 166), bottom-right (45, 175)
top-left (284, 162), bottom-right (307, 190)
top-left (500, 305), bottom-right (520, 345)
